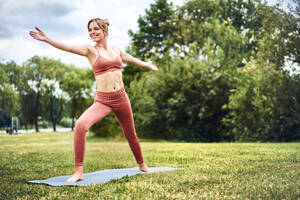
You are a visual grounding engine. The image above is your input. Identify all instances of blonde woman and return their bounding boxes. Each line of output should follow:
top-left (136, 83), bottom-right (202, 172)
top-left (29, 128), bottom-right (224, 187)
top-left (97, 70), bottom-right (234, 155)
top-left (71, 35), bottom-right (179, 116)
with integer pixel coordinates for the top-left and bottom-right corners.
top-left (29, 18), bottom-right (157, 183)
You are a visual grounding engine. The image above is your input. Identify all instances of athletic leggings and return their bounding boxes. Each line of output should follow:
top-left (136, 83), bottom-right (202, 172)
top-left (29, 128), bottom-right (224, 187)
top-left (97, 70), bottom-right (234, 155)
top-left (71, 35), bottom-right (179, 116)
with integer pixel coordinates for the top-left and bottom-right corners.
top-left (73, 87), bottom-right (144, 166)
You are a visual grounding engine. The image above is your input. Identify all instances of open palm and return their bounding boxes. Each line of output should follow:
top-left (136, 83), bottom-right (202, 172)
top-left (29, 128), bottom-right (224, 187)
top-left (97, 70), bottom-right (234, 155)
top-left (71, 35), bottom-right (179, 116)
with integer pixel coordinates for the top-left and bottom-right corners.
top-left (29, 27), bottom-right (47, 41)
top-left (147, 61), bottom-right (158, 71)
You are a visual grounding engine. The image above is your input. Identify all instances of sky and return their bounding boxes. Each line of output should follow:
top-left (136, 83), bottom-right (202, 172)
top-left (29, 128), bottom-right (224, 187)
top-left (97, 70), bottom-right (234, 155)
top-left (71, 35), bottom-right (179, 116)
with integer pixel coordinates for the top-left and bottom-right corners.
top-left (0, 0), bottom-right (295, 69)
top-left (0, 0), bottom-right (183, 68)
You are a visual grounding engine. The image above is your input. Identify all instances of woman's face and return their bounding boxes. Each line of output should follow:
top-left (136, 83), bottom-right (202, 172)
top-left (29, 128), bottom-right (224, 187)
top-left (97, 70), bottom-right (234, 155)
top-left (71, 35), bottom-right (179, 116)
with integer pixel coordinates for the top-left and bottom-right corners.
top-left (88, 21), bottom-right (106, 42)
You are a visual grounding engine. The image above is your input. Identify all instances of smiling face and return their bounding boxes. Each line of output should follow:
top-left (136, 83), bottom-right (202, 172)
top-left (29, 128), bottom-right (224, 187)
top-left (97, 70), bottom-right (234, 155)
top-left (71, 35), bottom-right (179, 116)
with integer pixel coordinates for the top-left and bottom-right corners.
top-left (88, 21), bottom-right (105, 42)
top-left (87, 18), bottom-right (109, 43)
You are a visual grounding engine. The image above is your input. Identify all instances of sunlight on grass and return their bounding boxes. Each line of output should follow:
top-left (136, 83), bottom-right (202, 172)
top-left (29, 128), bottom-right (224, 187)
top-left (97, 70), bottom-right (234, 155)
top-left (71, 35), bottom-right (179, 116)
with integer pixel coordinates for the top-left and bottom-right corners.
top-left (0, 132), bottom-right (299, 199)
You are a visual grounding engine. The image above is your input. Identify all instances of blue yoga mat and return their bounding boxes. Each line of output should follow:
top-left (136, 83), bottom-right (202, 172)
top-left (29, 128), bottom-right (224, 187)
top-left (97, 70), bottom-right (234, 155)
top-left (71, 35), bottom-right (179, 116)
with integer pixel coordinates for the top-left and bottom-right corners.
top-left (27, 167), bottom-right (183, 186)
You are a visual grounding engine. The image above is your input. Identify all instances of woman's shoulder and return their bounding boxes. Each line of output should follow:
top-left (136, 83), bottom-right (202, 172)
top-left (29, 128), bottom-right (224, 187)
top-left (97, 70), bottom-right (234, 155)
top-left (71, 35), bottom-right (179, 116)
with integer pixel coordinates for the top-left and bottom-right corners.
top-left (85, 44), bottom-right (96, 51)
top-left (110, 45), bottom-right (123, 54)
top-left (84, 44), bottom-right (99, 55)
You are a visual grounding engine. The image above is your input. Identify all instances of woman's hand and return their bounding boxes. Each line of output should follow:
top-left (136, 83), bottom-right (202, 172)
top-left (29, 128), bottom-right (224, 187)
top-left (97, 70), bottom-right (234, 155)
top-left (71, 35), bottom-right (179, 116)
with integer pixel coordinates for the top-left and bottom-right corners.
top-left (28, 27), bottom-right (89, 56)
top-left (146, 61), bottom-right (158, 71)
top-left (29, 27), bottom-right (47, 41)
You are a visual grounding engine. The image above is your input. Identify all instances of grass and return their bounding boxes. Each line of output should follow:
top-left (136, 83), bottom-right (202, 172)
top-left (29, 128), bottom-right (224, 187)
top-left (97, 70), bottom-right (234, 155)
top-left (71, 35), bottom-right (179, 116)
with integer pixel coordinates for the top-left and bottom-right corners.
top-left (0, 132), bottom-right (299, 200)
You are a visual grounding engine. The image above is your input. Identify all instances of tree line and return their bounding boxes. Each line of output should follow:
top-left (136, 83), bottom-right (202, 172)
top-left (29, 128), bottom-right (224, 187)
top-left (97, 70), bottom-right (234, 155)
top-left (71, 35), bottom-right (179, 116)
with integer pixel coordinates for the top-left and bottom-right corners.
top-left (125, 0), bottom-right (300, 141)
top-left (1, 0), bottom-right (300, 141)
top-left (0, 57), bottom-right (94, 132)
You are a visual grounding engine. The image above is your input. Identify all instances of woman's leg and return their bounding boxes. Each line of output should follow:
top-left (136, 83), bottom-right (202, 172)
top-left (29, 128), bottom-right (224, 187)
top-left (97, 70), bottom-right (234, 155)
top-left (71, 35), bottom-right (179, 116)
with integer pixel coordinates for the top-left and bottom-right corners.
top-left (113, 94), bottom-right (150, 172)
top-left (66, 102), bottom-right (112, 182)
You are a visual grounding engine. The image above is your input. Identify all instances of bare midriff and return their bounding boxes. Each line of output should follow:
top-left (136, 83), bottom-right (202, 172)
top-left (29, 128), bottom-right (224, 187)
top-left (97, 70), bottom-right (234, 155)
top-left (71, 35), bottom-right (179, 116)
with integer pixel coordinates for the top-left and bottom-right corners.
top-left (95, 70), bottom-right (124, 92)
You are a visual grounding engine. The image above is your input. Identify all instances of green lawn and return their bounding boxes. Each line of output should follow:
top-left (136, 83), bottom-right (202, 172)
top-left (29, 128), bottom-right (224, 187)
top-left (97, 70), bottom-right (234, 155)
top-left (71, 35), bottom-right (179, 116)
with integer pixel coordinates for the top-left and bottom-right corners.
top-left (0, 132), bottom-right (299, 200)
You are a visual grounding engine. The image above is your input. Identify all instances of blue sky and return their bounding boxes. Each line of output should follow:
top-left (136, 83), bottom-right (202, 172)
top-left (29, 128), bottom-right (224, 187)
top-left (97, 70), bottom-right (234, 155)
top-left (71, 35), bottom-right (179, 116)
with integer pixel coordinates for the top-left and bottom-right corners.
top-left (0, 0), bottom-right (168, 68)
top-left (0, 0), bottom-right (295, 68)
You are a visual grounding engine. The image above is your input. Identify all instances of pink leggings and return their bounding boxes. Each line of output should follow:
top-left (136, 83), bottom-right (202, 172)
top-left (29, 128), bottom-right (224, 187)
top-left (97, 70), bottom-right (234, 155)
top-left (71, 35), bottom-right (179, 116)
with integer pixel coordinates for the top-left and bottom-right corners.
top-left (73, 88), bottom-right (144, 166)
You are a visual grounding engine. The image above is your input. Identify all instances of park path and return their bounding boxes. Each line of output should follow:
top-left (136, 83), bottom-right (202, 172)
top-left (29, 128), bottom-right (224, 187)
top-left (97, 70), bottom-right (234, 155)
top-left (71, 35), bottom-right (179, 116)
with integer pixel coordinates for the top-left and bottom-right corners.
top-left (0, 128), bottom-right (72, 134)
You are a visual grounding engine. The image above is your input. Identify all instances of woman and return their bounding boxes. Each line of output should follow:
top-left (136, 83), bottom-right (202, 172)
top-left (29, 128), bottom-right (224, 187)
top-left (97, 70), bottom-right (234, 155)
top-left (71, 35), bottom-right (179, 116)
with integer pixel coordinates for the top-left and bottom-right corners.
top-left (29, 18), bottom-right (158, 183)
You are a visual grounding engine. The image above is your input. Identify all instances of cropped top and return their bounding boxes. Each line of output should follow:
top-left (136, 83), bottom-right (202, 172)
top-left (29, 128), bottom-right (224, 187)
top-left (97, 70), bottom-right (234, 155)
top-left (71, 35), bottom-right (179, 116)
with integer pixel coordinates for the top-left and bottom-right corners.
top-left (92, 47), bottom-right (123, 76)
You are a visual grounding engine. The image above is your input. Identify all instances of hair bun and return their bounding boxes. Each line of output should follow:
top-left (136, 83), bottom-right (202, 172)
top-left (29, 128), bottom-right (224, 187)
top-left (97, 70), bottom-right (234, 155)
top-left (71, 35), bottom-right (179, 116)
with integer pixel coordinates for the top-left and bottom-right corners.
top-left (87, 18), bottom-right (110, 31)
top-left (103, 18), bottom-right (110, 26)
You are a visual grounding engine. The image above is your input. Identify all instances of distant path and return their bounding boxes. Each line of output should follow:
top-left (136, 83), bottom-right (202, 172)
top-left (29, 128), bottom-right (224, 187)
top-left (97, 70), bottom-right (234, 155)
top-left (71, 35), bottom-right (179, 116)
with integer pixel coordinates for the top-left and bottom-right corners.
top-left (0, 128), bottom-right (72, 134)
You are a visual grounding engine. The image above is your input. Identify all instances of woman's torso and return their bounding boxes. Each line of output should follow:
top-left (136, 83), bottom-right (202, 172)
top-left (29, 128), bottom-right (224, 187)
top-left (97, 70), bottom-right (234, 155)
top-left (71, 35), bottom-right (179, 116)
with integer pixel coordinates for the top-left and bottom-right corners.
top-left (88, 46), bottom-right (124, 92)
top-left (95, 71), bottom-right (123, 92)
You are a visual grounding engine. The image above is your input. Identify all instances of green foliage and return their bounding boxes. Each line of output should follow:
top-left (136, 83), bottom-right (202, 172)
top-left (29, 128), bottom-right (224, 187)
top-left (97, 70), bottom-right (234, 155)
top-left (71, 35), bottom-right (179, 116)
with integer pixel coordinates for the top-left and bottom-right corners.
top-left (0, 62), bottom-right (20, 126)
top-left (1, 55), bottom-right (120, 137)
top-left (122, 46), bottom-right (151, 89)
top-left (224, 60), bottom-right (300, 141)
top-left (40, 120), bottom-right (48, 128)
top-left (124, 0), bottom-right (300, 142)
top-left (128, 19), bottom-right (247, 142)
top-left (20, 56), bottom-right (66, 131)
top-left (128, 0), bottom-right (175, 59)
top-left (59, 116), bottom-right (72, 128)
top-left (129, 0), bottom-right (263, 59)
top-left (19, 56), bottom-right (94, 132)
top-left (255, 4), bottom-right (300, 68)
top-left (129, 58), bottom-right (226, 141)
top-left (89, 113), bottom-right (122, 138)
top-left (61, 65), bottom-right (94, 130)
top-left (2, 0), bottom-right (300, 142)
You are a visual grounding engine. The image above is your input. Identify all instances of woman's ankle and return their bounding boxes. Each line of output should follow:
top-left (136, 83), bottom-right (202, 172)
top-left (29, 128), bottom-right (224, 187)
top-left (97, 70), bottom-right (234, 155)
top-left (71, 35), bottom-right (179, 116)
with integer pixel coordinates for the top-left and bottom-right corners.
top-left (138, 163), bottom-right (145, 167)
top-left (75, 166), bottom-right (84, 174)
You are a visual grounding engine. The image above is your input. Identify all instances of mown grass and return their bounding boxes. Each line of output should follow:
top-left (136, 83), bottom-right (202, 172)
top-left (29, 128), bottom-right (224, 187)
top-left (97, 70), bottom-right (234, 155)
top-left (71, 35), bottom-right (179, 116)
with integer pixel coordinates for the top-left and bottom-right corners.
top-left (0, 132), bottom-right (299, 200)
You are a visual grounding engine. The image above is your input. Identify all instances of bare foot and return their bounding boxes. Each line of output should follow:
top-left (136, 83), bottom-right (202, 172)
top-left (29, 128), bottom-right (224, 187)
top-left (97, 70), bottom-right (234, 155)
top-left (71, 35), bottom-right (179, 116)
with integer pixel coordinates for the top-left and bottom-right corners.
top-left (65, 173), bottom-right (84, 183)
top-left (66, 166), bottom-right (84, 183)
top-left (139, 164), bottom-right (151, 173)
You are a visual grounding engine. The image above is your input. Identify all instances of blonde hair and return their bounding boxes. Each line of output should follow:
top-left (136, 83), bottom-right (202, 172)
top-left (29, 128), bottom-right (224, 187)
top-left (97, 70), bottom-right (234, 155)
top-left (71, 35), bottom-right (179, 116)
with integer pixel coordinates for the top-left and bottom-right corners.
top-left (87, 18), bottom-right (110, 32)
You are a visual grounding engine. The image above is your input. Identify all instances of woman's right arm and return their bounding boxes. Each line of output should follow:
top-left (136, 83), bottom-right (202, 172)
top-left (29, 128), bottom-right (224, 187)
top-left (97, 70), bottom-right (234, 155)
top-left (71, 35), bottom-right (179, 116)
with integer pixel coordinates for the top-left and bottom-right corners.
top-left (29, 27), bottom-right (89, 57)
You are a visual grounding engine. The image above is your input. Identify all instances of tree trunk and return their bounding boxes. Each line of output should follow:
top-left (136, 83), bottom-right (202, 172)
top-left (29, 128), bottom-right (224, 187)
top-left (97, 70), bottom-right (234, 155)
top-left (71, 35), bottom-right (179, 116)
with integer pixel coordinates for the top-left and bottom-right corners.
top-left (50, 96), bottom-right (63, 132)
top-left (34, 80), bottom-right (41, 132)
top-left (34, 119), bottom-right (39, 132)
top-left (52, 120), bottom-right (56, 132)
top-left (71, 98), bottom-right (77, 131)
top-left (71, 116), bottom-right (75, 131)
top-left (50, 96), bottom-right (55, 132)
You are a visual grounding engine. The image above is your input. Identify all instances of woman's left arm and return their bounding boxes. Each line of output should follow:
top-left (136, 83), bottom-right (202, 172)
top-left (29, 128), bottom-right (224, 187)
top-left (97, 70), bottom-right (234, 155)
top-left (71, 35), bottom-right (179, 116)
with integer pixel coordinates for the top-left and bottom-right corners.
top-left (113, 46), bottom-right (158, 71)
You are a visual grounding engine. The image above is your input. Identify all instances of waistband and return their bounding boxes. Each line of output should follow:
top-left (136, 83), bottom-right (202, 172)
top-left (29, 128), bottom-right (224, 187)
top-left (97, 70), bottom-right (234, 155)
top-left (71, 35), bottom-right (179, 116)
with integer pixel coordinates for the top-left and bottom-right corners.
top-left (95, 87), bottom-right (126, 100)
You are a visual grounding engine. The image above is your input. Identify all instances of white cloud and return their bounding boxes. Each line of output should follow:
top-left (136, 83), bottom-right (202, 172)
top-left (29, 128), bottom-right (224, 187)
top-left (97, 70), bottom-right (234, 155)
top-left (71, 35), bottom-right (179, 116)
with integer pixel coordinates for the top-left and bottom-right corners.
top-left (0, 0), bottom-right (155, 68)
top-left (3, 0), bottom-right (287, 68)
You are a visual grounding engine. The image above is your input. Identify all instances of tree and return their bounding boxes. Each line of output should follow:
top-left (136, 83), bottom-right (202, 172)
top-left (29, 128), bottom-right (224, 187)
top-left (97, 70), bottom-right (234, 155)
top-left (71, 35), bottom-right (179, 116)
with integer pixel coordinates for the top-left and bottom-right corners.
top-left (21, 56), bottom-right (69, 132)
top-left (41, 78), bottom-right (68, 131)
top-left (128, 18), bottom-right (247, 141)
top-left (0, 63), bottom-right (19, 127)
top-left (224, 59), bottom-right (300, 141)
top-left (126, 0), bottom-right (300, 142)
top-left (40, 59), bottom-right (68, 132)
top-left (255, 3), bottom-right (300, 69)
top-left (62, 66), bottom-right (93, 130)
top-left (128, 0), bottom-right (176, 60)
top-left (129, 0), bottom-right (263, 59)
top-left (21, 56), bottom-right (45, 132)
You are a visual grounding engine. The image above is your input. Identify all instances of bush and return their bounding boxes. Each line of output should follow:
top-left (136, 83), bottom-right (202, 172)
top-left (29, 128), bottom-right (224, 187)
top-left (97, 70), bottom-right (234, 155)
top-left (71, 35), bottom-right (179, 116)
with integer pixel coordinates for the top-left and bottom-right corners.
top-left (224, 60), bottom-right (300, 141)
top-left (40, 120), bottom-right (48, 128)
top-left (127, 20), bottom-right (248, 142)
top-left (90, 113), bottom-right (123, 138)
top-left (59, 117), bottom-right (72, 128)
top-left (128, 54), bottom-right (237, 142)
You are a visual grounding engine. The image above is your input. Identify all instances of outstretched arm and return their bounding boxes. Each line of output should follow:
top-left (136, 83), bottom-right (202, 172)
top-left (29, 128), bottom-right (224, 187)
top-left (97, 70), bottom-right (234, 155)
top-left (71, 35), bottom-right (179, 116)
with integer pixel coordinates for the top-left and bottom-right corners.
top-left (29, 27), bottom-right (89, 57)
top-left (113, 46), bottom-right (158, 71)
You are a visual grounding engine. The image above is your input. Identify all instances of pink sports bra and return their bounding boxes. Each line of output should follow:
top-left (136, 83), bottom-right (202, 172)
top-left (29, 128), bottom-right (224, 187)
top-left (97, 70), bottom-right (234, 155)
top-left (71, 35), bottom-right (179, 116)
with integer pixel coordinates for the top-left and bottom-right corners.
top-left (92, 47), bottom-right (123, 76)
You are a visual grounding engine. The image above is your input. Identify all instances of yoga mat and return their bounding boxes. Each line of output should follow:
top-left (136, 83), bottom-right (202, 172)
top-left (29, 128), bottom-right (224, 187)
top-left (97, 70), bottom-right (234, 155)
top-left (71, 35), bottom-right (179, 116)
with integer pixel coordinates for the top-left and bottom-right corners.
top-left (27, 167), bottom-right (183, 186)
